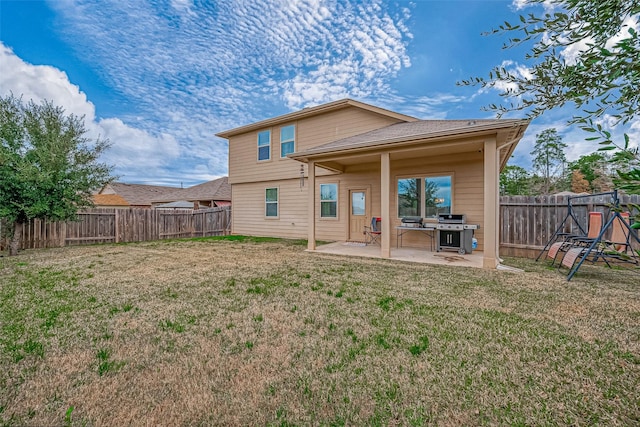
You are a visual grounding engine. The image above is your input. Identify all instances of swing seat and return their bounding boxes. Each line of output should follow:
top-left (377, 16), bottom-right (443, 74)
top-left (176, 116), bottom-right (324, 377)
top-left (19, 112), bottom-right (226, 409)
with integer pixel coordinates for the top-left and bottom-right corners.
top-left (547, 212), bottom-right (603, 266)
top-left (562, 212), bottom-right (638, 276)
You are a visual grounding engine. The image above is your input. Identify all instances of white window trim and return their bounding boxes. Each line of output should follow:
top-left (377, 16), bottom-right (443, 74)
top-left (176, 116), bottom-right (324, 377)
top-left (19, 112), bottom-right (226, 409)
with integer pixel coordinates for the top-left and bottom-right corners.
top-left (320, 183), bottom-right (338, 219)
top-left (257, 130), bottom-right (271, 162)
top-left (265, 187), bottom-right (279, 218)
top-left (280, 124), bottom-right (295, 158)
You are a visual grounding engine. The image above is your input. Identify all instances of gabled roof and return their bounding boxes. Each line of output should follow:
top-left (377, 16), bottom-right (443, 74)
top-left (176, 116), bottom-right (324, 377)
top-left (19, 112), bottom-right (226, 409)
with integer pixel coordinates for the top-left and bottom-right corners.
top-left (93, 194), bottom-right (130, 207)
top-left (152, 176), bottom-right (231, 203)
top-left (101, 182), bottom-right (180, 206)
top-left (215, 98), bottom-right (418, 138)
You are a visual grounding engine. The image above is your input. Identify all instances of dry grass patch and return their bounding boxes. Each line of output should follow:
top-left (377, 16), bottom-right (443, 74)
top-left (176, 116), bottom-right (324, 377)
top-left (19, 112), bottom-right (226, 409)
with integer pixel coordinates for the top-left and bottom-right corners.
top-left (0, 237), bottom-right (638, 426)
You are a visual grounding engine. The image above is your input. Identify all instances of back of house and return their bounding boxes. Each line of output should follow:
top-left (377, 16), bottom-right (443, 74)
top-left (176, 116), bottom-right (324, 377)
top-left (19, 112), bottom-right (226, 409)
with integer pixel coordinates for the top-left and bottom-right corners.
top-left (217, 98), bottom-right (529, 268)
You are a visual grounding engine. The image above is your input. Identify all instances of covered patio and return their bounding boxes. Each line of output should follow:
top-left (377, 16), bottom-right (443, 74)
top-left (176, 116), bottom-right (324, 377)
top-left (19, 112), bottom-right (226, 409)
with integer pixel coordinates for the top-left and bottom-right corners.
top-left (291, 119), bottom-right (530, 269)
top-left (311, 241), bottom-right (485, 268)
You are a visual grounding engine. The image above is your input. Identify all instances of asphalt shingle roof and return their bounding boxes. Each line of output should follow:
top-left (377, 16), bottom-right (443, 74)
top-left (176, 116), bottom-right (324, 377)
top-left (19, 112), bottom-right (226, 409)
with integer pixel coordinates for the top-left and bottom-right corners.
top-left (293, 119), bottom-right (525, 156)
top-left (93, 194), bottom-right (130, 207)
top-left (104, 182), bottom-right (180, 206)
top-left (152, 177), bottom-right (231, 203)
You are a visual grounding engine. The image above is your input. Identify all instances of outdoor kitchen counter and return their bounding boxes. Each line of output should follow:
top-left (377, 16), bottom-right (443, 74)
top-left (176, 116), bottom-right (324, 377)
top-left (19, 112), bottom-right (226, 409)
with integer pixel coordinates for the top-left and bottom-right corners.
top-left (396, 225), bottom-right (436, 251)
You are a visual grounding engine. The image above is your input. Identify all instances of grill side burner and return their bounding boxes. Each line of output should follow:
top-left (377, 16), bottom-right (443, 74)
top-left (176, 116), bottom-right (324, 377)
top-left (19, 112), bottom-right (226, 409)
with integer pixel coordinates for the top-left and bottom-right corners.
top-left (401, 216), bottom-right (423, 228)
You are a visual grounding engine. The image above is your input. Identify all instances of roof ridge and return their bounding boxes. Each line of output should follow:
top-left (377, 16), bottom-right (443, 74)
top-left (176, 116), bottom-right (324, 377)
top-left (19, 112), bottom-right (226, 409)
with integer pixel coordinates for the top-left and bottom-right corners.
top-left (216, 99), bottom-right (417, 138)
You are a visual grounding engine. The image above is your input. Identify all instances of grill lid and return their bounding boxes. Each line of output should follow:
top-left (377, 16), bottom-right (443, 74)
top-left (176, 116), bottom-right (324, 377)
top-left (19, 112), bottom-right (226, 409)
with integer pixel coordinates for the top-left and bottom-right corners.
top-left (438, 214), bottom-right (466, 224)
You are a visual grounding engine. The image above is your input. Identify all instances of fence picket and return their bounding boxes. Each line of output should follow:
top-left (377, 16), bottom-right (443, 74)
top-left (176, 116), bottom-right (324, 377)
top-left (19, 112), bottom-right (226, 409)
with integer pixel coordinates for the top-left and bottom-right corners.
top-left (499, 194), bottom-right (640, 258)
top-left (0, 206), bottom-right (231, 251)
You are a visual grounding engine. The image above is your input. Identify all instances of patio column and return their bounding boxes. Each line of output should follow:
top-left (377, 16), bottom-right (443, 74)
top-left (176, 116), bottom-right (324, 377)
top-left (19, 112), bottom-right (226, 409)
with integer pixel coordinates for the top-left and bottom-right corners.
top-left (380, 152), bottom-right (391, 258)
top-left (307, 160), bottom-right (316, 250)
top-left (483, 137), bottom-right (499, 268)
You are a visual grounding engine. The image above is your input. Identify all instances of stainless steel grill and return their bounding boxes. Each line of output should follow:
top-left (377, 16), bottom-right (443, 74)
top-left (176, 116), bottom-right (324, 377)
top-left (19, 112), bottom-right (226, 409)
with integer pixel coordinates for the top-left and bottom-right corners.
top-left (438, 214), bottom-right (466, 224)
top-left (436, 214), bottom-right (479, 254)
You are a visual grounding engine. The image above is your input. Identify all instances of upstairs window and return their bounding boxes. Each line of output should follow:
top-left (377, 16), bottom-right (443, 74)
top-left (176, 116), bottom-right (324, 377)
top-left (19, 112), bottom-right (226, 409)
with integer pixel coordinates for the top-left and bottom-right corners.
top-left (280, 125), bottom-right (295, 157)
top-left (258, 130), bottom-right (271, 161)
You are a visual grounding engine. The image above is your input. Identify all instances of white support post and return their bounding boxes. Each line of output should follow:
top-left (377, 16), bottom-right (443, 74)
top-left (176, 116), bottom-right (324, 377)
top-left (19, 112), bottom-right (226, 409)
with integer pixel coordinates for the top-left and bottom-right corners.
top-left (307, 161), bottom-right (316, 250)
top-left (483, 137), bottom-right (499, 268)
top-left (381, 152), bottom-right (391, 258)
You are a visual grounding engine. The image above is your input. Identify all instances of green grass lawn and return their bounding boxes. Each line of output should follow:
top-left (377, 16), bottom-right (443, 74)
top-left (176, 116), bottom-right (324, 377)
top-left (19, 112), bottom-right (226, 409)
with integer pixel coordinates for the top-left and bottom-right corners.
top-left (1, 237), bottom-right (638, 426)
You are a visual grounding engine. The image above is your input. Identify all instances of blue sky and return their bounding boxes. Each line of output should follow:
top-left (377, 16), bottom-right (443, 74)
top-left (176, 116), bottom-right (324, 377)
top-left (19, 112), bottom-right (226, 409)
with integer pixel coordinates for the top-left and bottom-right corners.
top-left (0, 0), bottom-right (636, 186)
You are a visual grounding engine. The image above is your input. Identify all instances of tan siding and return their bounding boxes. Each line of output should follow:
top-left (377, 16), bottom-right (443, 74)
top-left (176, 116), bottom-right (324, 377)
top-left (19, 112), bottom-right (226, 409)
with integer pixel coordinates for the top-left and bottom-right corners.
top-left (314, 167), bottom-right (381, 242)
top-left (232, 148), bottom-right (487, 251)
top-left (389, 153), bottom-right (485, 250)
top-left (232, 180), bottom-right (308, 239)
top-left (297, 109), bottom-right (401, 150)
top-left (228, 108), bottom-right (404, 185)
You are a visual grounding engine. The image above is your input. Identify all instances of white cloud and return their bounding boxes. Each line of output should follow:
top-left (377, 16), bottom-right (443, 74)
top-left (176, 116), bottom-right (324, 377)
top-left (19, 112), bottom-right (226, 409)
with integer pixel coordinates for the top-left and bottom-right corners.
top-left (559, 14), bottom-right (639, 66)
top-left (478, 60), bottom-right (532, 96)
top-left (507, 116), bottom-right (638, 172)
top-left (45, 0), bottom-right (412, 114)
top-left (0, 43), bottom-right (184, 184)
top-left (511, 0), bottom-right (556, 12)
top-left (4, 0), bottom-right (414, 183)
top-left (0, 44), bottom-right (95, 119)
top-left (170, 0), bottom-right (196, 17)
top-left (606, 13), bottom-right (640, 50)
top-left (98, 118), bottom-right (180, 167)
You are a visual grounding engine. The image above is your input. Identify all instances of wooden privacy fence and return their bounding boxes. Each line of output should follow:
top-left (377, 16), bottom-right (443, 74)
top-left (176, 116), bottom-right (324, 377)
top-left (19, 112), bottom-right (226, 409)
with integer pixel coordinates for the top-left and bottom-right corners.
top-left (3, 199), bottom-right (639, 259)
top-left (500, 193), bottom-right (640, 258)
top-left (0, 206), bottom-right (231, 251)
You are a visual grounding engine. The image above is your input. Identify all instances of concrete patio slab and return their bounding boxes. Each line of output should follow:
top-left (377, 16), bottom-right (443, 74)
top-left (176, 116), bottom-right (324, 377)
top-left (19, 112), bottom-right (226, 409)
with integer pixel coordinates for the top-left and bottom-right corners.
top-left (309, 241), bottom-right (485, 269)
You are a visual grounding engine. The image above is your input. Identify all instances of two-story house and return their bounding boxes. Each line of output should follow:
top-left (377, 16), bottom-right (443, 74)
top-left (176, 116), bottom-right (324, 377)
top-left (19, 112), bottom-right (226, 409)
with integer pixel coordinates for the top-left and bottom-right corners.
top-left (216, 99), bottom-right (529, 269)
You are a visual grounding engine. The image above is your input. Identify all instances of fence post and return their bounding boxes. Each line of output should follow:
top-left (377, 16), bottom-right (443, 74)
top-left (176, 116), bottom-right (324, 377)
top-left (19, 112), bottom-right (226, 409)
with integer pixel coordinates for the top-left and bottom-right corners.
top-left (60, 222), bottom-right (67, 247)
top-left (115, 209), bottom-right (120, 243)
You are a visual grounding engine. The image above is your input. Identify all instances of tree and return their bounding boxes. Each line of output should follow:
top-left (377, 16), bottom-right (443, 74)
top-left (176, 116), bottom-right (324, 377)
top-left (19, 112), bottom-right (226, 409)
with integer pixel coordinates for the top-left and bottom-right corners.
top-left (0, 95), bottom-right (114, 256)
top-left (530, 128), bottom-right (568, 194)
top-left (500, 165), bottom-right (531, 195)
top-left (568, 152), bottom-right (613, 192)
top-left (459, 0), bottom-right (640, 196)
top-left (570, 170), bottom-right (590, 193)
top-left (568, 152), bottom-right (607, 185)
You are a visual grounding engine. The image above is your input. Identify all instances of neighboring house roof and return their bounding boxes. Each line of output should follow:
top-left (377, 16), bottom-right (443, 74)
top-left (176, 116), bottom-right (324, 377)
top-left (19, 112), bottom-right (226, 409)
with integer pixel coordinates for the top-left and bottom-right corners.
top-left (93, 194), bottom-right (130, 207)
top-left (152, 176), bottom-right (231, 204)
top-left (289, 118), bottom-right (529, 171)
top-left (100, 182), bottom-right (180, 206)
top-left (215, 98), bottom-right (418, 138)
top-left (553, 191), bottom-right (590, 196)
top-left (154, 200), bottom-right (195, 209)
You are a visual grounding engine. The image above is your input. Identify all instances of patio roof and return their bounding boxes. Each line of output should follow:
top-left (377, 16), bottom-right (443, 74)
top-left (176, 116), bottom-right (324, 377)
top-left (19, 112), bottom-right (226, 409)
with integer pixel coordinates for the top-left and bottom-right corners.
top-left (289, 118), bottom-right (529, 171)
